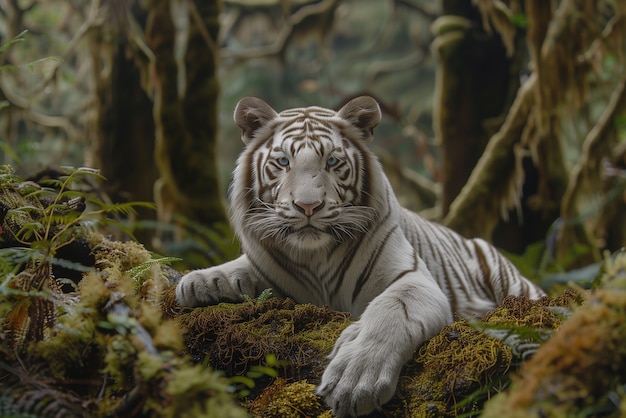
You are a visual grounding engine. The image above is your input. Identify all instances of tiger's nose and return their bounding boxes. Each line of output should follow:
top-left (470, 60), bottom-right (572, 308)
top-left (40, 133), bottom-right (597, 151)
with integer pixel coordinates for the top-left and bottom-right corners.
top-left (293, 200), bottom-right (324, 217)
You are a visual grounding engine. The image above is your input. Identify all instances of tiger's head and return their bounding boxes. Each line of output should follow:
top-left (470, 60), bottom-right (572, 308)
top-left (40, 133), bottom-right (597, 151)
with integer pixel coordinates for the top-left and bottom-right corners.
top-left (229, 96), bottom-right (386, 252)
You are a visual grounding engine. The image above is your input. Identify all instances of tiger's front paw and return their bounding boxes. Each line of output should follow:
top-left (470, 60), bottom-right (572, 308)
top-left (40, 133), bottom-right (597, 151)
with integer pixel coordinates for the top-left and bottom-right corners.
top-left (316, 323), bottom-right (403, 417)
top-left (176, 268), bottom-right (240, 307)
top-left (175, 269), bottom-right (223, 307)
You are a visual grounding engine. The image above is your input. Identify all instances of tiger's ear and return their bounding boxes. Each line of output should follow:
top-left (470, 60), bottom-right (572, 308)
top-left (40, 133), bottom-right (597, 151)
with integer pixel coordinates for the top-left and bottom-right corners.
top-left (234, 97), bottom-right (279, 144)
top-left (338, 96), bottom-right (381, 142)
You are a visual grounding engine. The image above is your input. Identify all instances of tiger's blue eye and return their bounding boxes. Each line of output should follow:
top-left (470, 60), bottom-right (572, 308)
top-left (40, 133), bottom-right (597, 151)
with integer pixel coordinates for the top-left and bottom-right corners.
top-left (327, 156), bottom-right (339, 167)
top-left (277, 156), bottom-right (289, 167)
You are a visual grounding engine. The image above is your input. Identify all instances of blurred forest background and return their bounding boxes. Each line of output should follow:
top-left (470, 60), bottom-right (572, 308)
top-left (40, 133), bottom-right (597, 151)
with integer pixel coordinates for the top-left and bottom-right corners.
top-left (1, 0), bottom-right (624, 283)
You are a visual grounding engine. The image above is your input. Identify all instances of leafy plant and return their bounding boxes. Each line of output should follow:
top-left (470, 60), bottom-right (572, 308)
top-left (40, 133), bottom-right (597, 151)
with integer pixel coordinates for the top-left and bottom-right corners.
top-left (229, 353), bottom-right (284, 398)
top-left (126, 254), bottom-right (181, 290)
top-left (0, 165), bottom-right (154, 349)
top-left (244, 288), bottom-right (273, 305)
top-left (0, 165), bottom-right (249, 417)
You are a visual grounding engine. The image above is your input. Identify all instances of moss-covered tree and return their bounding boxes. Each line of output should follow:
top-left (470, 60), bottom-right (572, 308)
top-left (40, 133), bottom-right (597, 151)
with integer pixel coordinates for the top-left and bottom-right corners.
top-left (438, 0), bottom-right (625, 268)
top-left (432, 0), bottom-right (514, 219)
top-left (145, 0), bottom-right (235, 265)
top-left (87, 3), bottom-right (158, 247)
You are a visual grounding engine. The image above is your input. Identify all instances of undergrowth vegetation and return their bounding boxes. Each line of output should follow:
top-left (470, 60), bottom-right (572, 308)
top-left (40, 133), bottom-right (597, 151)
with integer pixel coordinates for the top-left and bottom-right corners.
top-left (0, 165), bottom-right (246, 417)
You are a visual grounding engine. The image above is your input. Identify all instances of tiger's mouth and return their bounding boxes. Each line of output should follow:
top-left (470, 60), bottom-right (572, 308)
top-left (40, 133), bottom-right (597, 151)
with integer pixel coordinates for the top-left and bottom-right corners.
top-left (290, 224), bottom-right (330, 241)
top-left (285, 223), bottom-right (335, 250)
top-left (295, 224), bottom-right (322, 235)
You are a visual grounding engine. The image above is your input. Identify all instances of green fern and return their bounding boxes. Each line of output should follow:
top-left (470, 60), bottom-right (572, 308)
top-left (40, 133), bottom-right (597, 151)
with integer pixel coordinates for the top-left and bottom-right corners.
top-left (243, 288), bottom-right (273, 305)
top-left (126, 254), bottom-right (181, 288)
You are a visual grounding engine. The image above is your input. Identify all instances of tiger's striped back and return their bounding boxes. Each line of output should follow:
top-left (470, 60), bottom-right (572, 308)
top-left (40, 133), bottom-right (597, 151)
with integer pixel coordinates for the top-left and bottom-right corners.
top-left (399, 208), bottom-right (544, 316)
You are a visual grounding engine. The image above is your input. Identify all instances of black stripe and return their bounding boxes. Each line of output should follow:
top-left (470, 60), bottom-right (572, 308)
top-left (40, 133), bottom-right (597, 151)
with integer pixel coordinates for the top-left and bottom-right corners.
top-left (352, 225), bottom-right (399, 303)
top-left (331, 192), bottom-right (392, 296)
top-left (470, 240), bottom-right (496, 300)
top-left (247, 256), bottom-right (292, 299)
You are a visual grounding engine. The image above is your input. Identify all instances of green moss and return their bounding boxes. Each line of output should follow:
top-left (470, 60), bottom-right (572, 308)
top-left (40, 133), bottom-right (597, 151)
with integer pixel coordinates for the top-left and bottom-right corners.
top-left (380, 290), bottom-right (584, 417)
top-left (388, 320), bottom-right (512, 416)
top-left (1, 234), bottom-right (247, 417)
top-left (248, 378), bottom-right (327, 418)
top-left (162, 291), bottom-right (351, 379)
top-left (161, 279), bottom-right (591, 417)
top-left (88, 233), bottom-right (152, 275)
top-left (481, 289), bottom-right (583, 328)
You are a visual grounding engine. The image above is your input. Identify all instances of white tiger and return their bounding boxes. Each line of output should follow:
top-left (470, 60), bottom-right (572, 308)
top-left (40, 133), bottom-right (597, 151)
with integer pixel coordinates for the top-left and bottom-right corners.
top-left (176, 96), bottom-right (545, 417)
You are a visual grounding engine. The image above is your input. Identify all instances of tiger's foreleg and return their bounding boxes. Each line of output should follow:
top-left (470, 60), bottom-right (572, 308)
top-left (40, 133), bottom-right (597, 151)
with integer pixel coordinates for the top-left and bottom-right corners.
top-left (176, 254), bottom-right (260, 306)
top-left (317, 261), bottom-right (452, 417)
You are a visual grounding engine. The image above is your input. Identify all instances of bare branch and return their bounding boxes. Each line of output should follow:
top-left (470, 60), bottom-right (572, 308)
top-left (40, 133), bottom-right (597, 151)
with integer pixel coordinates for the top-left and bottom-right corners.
top-left (220, 0), bottom-right (339, 60)
top-left (0, 80), bottom-right (81, 141)
top-left (28, 0), bottom-right (105, 97)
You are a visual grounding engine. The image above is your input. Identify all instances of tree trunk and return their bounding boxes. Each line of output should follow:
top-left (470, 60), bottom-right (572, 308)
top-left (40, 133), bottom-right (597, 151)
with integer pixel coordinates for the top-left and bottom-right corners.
top-left (434, 0), bottom-right (514, 219)
top-left (439, 0), bottom-right (611, 267)
top-left (87, 8), bottom-right (158, 246)
top-left (146, 0), bottom-right (235, 266)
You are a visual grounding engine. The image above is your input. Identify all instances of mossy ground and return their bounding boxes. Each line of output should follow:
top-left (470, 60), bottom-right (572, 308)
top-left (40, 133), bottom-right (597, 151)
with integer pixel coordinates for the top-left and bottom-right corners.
top-left (376, 291), bottom-right (583, 417)
top-left (0, 232), bottom-right (247, 418)
top-left (160, 282), bottom-right (596, 417)
top-left (161, 290), bottom-right (351, 379)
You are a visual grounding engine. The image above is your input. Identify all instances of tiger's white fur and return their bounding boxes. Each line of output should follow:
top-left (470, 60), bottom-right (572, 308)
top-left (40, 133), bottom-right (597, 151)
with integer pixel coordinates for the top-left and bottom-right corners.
top-left (176, 96), bottom-right (545, 417)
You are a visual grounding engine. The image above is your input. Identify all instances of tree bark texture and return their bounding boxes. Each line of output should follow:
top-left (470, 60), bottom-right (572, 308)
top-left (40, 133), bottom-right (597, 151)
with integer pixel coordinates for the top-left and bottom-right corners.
top-left (433, 1), bottom-right (513, 219)
top-left (440, 0), bottom-right (623, 266)
top-left (146, 0), bottom-right (229, 232)
top-left (88, 8), bottom-right (158, 246)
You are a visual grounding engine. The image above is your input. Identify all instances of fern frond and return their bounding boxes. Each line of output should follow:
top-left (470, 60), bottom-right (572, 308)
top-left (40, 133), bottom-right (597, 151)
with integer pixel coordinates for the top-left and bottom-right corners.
top-left (472, 321), bottom-right (553, 364)
top-left (126, 254), bottom-right (181, 287)
top-left (14, 221), bottom-right (45, 243)
top-left (88, 200), bottom-right (156, 216)
top-left (60, 166), bottom-right (103, 177)
top-left (3, 297), bottom-right (32, 347)
top-left (0, 376), bottom-right (89, 418)
top-left (44, 212), bottom-right (81, 226)
top-left (95, 218), bottom-right (140, 241)
top-left (7, 205), bottom-right (43, 216)
top-left (48, 256), bottom-right (94, 275)
top-left (0, 247), bottom-right (39, 269)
